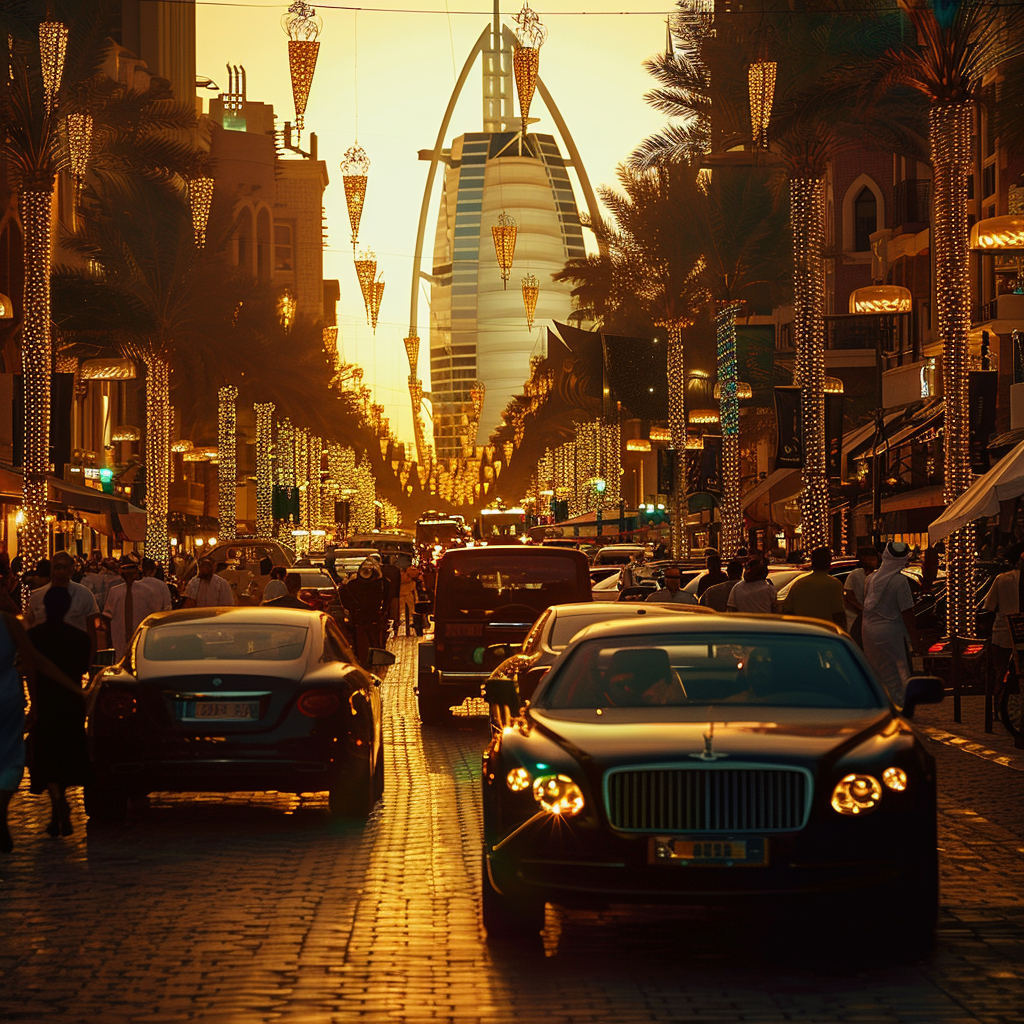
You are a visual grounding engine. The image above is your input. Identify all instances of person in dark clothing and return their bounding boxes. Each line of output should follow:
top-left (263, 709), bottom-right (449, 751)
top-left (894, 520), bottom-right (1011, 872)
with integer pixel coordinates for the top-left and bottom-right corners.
top-left (264, 573), bottom-right (314, 610)
top-left (695, 551), bottom-right (728, 597)
top-left (339, 559), bottom-right (387, 663)
top-left (26, 586), bottom-right (92, 838)
top-left (380, 556), bottom-right (402, 638)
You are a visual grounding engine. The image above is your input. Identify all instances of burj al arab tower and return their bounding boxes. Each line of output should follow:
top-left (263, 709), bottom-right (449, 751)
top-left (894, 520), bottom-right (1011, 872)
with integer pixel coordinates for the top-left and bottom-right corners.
top-left (407, 2), bottom-right (602, 461)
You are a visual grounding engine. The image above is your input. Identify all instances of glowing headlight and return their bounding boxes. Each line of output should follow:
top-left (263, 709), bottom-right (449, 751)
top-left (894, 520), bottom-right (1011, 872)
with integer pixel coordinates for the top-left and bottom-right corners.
top-left (882, 767), bottom-right (908, 792)
top-left (532, 774), bottom-right (585, 816)
top-left (831, 774), bottom-right (882, 815)
top-left (506, 767), bottom-right (531, 792)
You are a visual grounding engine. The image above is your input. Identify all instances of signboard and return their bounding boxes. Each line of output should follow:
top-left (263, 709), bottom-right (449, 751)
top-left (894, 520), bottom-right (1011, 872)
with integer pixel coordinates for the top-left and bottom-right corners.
top-left (826, 391), bottom-right (844, 479)
top-left (969, 369), bottom-right (998, 474)
top-left (774, 385), bottom-right (802, 469)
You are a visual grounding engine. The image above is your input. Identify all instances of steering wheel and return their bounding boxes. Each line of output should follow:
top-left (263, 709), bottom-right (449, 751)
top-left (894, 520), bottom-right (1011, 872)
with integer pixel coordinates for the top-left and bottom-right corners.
top-left (484, 603), bottom-right (539, 627)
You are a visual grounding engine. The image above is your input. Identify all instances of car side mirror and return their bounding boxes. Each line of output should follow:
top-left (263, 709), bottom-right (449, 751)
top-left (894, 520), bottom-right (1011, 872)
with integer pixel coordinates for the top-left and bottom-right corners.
top-left (484, 676), bottom-right (519, 709)
top-left (367, 647), bottom-right (396, 668)
top-left (484, 643), bottom-right (515, 670)
top-left (519, 664), bottom-right (549, 702)
top-left (901, 675), bottom-right (945, 717)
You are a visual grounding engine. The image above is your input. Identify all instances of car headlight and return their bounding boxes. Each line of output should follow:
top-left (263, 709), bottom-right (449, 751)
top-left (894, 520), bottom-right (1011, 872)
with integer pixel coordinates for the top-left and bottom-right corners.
top-left (882, 767), bottom-right (908, 792)
top-left (831, 773), bottom-right (882, 815)
top-left (532, 774), bottom-right (584, 816)
top-left (506, 767), bottom-right (531, 792)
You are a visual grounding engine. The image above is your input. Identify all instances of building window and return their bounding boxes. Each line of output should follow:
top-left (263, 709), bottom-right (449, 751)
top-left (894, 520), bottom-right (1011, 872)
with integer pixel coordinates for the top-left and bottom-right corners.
top-left (854, 187), bottom-right (877, 252)
top-left (274, 223), bottom-right (293, 271)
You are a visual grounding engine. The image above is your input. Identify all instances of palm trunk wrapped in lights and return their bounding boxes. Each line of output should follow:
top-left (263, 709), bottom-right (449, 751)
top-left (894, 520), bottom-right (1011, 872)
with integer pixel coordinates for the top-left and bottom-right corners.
top-left (143, 353), bottom-right (171, 567)
top-left (658, 318), bottom-right (692, 558)
top-left (932, 102), bottom-right (975, 637)
top-left (716, 302), bottom-right (743, 555)
top-left (254, 402), bottom-right (275, 538)
top-left (217, 386), bottom-right (238, 541)
top-left (790, 175), bottom-right (829, 553)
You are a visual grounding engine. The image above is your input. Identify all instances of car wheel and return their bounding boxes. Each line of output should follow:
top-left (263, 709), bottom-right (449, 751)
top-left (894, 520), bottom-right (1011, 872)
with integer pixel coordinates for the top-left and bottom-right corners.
top-left (372, 744), bottom-right (385, 799)
top-left (417, 688), bottom-right (449, 726)
top-left (328, 753), bottom-right (375, 819)
top-left (481, 849), bottom-right (544, 940)
top-left (83, 778), bottom-right (128, 824)
top-left (999, 687), bottom-right (1024, 739)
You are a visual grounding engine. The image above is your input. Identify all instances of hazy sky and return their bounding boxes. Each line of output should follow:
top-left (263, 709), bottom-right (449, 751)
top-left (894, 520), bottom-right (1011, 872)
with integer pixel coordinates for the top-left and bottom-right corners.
top-left (195, 1), bottom-right (671, 444)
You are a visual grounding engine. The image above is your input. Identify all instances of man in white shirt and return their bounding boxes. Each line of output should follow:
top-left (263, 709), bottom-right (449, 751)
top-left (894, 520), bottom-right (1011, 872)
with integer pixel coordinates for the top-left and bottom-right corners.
top-left (139, 556), bottom-right (173, 612)
top-left (103, 557), bottom-right (168, 659)
top-left (862, 542), bottom-right (920, 701)
top-left (843, 546), bottom-right (880, 634)
top-left (183, 557), bottom-right (235, 608)
top-left (727, 559), bottom-right (779, 614)
top-left (983, 545), bottom-right (1024, 698)
top-left (26, 550), bottom-right (98, 661)
top-left (645, 567), bottom-right (697, 604)
top-left (261, 565), bottom-right (289, 604)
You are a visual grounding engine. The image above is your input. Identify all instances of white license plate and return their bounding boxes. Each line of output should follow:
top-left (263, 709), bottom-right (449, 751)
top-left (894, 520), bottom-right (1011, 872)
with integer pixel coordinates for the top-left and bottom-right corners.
top-left (649, 837), bottom-right (767, 865)
top-left (180, 700), bottom-right (260, 722)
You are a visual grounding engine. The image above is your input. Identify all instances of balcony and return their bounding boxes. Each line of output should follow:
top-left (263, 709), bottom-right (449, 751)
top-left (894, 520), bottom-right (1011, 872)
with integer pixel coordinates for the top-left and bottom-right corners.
top-left (894, 180), bottom-right (930, 231)
top-left (169, 480), bottom-right (206, 517)
top-left (972, 293), bottom-right (1024, 328)
top-left (824, 313), bottom-right (916, 367)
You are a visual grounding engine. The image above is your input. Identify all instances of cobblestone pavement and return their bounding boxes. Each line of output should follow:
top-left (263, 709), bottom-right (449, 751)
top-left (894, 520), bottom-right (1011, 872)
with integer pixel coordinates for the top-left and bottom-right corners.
top-left (2, 637), bottom-right (1023, 1024)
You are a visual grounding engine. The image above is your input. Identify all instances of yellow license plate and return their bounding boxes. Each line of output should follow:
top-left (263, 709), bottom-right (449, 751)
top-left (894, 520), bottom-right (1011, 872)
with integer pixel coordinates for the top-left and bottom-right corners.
top-left (649, 837), bottom-right (767, 865)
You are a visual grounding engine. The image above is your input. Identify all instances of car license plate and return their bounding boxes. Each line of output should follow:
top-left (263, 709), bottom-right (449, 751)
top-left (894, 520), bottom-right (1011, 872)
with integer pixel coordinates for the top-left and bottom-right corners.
top-left (649, 837), bottom-right (767, 866)
top-left (179, 700), bottom-right (260, 722)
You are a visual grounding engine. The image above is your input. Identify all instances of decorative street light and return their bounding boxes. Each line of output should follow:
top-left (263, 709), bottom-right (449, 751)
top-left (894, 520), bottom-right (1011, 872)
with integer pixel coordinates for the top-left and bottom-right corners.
top-left (354, 248), bottom-right (376, 323)
top-left (369, 275), bottom-right (384, 334)
top-left (38, 20), bottom-right (68, 115)
top-left (492, 212), bottom-right (517, 289)
top-left (512, 2), bottom-right (548, 139)
top-left (277, 286), bottom-right (297, 332)
top-left (522, 273), bottom-right (539, 330)
top-left (282, 1), bottom-right (322, 134)
top-left (748, 58), bottom-right (776, 149)
top-left (341, 143), bottom-right (370, 250)
top-left (189, 175), bottom-right (215, 248)
top-left (848, 285), bottom-right (913, 314)
top-left (65, 111), bottom-right (93, 210)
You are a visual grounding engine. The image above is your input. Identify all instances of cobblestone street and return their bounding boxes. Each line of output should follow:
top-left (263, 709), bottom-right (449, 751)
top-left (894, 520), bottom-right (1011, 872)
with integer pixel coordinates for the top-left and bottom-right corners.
top-left (2, 637), bottom-right (1023, 1024)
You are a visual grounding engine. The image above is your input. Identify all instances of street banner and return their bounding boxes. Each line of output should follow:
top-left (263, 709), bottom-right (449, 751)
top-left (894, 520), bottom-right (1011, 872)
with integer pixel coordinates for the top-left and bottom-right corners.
top-left (700, 435), bottom-right (723, 495)
top-left (969, 370), bottom-right (998, 474)
top-left (657, 446), bottom-right (675, 494)
top-left (774, 385), bottom-right (802, 469)
top-left (826, 391), bottom-right (844, 479)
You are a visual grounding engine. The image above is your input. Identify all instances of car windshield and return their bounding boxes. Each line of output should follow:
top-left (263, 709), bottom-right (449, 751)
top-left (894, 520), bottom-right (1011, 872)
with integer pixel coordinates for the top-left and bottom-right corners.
top-left (144, 623), bottom-right (309, 661)
top-left (298, 573), bottom-right (334, 589)
top-left (537, 632), bottom-right (881, 710)
top-left (438, 555), bottom-right (585, 619)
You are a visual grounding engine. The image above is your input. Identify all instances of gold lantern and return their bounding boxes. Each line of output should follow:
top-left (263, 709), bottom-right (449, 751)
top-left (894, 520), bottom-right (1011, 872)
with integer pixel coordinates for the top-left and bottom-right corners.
top-left (491, 212), bottom-right (517, 289)
top-left (512, 3), bottom-right (548, 138)
top-left (323, 325), bottom-right (338, 352)
top-left (65, 111), bottom-right (93, 203)
top-left (282, 1), bottom-right (322, 132)
top-left (404, 335), bottom-right (420, 375)
top-left (277, 287), bottom-right (297, 332)
top-left (748, 60), bottom-right (777, 149)
top-left (369, 276), bottom-right (384, 334)
top-left (503, 441), bottom-right (514, 464)
top-left (341, 143), bottom-right (370, 249)
top-left (522, 273), bottom-right (539, 331)
top-left (189, 176), bottom-right (215, 248)
top-left (470, 381), bottom-right (485, 421)
top-left (39, 21), bottom-right (68, 114)
top-left (354, 249), bottom-right (376, 323)
top-left (379, 438), bottom-right (388, 458)
top-left (848, 285), bottom-right (913, 314)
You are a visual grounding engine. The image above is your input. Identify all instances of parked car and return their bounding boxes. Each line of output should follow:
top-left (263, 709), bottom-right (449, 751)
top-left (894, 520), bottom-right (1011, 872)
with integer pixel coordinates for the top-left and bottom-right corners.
top-left (417, 546), bottom-right (592, 725)
top-left (291, 570), bottom-right (343, 618)
top-left (347, 531), bottom-right (417, 569)
top-left (331, 548), bottom-right (383, 580)
top-left (592, 544), bottom-right (646, 567)
top-left (85, 606), bottom-right (389, 822)
top-left (481, 615), bottom-right (943, 946)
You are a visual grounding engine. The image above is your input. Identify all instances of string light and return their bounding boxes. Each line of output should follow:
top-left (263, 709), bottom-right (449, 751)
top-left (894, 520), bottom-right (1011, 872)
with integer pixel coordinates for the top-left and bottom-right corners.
top-left (38, 21), bottom-right (68, 115)
top-left (716, 301), bottom-right (742, 556)
top-left (512, 2), bottom-right (547, 138)
top-left (492, 212), bottom-right (517, 289)
top-left (282, 1), bottom-right (322, 132)
top-left (341, 143), bottom-right (370, 249)
top-left (522, 273), bottom-right (539, 330)
top-left (144, 354), bottom-right (171, 567)
top-left (277, 287), bottom-right (297, 331)
top-left (218, 386), bottom-right (238, 541)
top-left (656, 318), bottom-right (692, 558)
top-left (354, 248), bottom-right (376, 323)
top-left (255, 402), bottom-right (275, 538)
top-left (190, 176), bottom-right (215, 248)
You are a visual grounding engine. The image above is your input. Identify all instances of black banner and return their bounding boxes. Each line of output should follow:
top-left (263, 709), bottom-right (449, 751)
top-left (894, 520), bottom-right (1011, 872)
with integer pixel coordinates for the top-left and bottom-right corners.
top-left (969, 370), bottom-right (999, 474)
top-left (12, 372), bottom-right (74, 469)
top-left (826, 391), bottom-right (844, 479)
top-left (700, 435), bottom-right (723, 495)
top-left (774, 385), bottom-right (802, 469)
top-left (657, 447), bottom-right (675, 495)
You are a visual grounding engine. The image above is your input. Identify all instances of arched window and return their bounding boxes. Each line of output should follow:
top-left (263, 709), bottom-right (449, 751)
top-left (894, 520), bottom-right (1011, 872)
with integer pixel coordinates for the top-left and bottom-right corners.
top-left (854, 187), bottom-right (877, 252)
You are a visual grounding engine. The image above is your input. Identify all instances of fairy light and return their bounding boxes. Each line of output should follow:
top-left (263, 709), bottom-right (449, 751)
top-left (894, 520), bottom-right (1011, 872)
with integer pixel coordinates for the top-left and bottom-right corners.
top-left (522, 273), bottom-right (539, 330)
top-left (190, 176), bottom-right (215, 248)
top-left (748, 60), bottom-right (776, 148)
top-left (492, 212), bottom-right (517, 289)
top-left (354, 249), bottom-right (376, 323)
top-left (144, 355), bottom-right (171, 567)
top-left (790, 176), bottom-right (829, 552)
top-left (39, 21), bottom-right (68, 115)
top-left (217, 386), bottom-right (238, 541)
top-left (283, 1), bottom-right (321, 133)
top-left (848, 285), bottom-right (912, 314)
top-left (254, 402), bottom-right (275, 538)
top-left (65, 111), bottom-right (93, 207)
top-left (369, 275), bottom-right (384, 334)
top-left (716, 301), bottom-right (742, 556)
top-left (341, 143), bottom-right (370, 249)
top-left (512, 2), bottom-right (547, 138)
top-left (932, 101), bottom-right (975, 637)
top-left (656, 318), bottom-right (692, 558)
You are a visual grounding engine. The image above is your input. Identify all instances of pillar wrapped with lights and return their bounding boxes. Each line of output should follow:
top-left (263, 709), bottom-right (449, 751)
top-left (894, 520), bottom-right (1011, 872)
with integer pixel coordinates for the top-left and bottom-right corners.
top-left (522, 273), bottom-right (539, 331)
top-left (715, 301), bottom-right (743, 556)
top-left (353, 462), bottom-right (376, 533)
top-left (492, 213), bottom-right (517, 289)
top-left (143, 354), bottom-right (171, 567)
top-left (354, 249), bottom-right (376, 323)
top-left (189, 176), bottom-right (215, 248)
top-left (65, 111), bottom-right (93, 209)
top-left (293, 426), bottom-right (309, 555)
top-left (282, 1), bottom-right (321, 133)
top-left (341, 143), bottom-right (369, 249)
top-left (790, 176), bottom-right (829, 553)
top-left (217, 386), bottom-right (238, 541)
top-left (369, 275), bottom-right (384, 334)
top-left (307, 434), bottom-right (323, 551)
top-left (512, 2), bottom-right (547, 138)
top-left (657, 318), bottom-right (693, 558)
top-left (748, 58), bottom-right (776, 149)
top-left (254, 402), bottom-right (275, 539)
top-left (933, 101), bottom-right (975, 637)
top-left (276, 418), bottom-right (295, 490)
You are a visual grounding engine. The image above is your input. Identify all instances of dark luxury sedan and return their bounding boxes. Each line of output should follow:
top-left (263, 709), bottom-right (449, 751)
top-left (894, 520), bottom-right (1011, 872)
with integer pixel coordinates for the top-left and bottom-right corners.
top-left (481, 615), bottom-right (943, 943)
top-left (85, 607), bottom-right (389, 822)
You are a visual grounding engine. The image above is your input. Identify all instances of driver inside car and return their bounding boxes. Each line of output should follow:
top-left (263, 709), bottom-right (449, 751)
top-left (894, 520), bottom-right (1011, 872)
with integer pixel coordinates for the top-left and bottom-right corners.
top-left (601, 648), bottom-right (686, 706)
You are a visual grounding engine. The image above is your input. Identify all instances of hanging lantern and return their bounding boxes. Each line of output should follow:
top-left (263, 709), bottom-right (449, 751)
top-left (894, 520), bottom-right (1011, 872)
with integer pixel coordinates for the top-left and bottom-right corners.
top-left (189, 176), bottom-right (215, 248)
top-left (369, 275), bottom-right (384, 334)
top-left (512, 3), bottom-right (547, 138)
top-left (848, 285), bottom-right (912, 314)
top-left (379, 438), bottom-right (388, 458)
top-left (470, 380), bottom-right (486, 421)
top-left (354, 249), bottom-right (376, 323)
top-left (65, 111), bottom-right (93, 201)
top-left (323, 325), bottom-right (338, 351)
top-left (341, 143), bottom-right (370, 249)
top-left (404, 335), bottom-right (420, 375)
top-left (713, 381), bottom-right (753, 400)
top-left (39, 21), bottom-right (68, 115)
top-left (282, 1), bottom-right (322, 132)
top-left (521, 273), bottom-right (539, 331)
top-left (491, 212), bottom-right (517, 289)
top-left (277, 287), bottom-right (297, 331)
top-left (748, 60), bottom-right (776, 148)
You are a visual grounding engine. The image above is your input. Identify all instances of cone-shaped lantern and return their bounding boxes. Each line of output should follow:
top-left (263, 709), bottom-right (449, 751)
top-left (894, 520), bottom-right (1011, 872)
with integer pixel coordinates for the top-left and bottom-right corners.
top-left (189, 175), bottom-right (215, 248)
top-left (354, 249), bottom-right (376, 323)
top-left (470, 380), bottom-right (485, 422)
top-left (65, 111), bottom-right (93, 205)
top-left (512, 3), bottom-right (547, 138)
top-left (748, 60), bottom-right (776, 149)
top-left (323, 325), bottom-right (338, 352)
top-left (282, 1), bottom-right (322, 132)
top-left (522, 273), bottom-right (539, 330)
top-left (369, 276), bottom-right (385, 334)
top-left (39, 21), bottom-right (68, 115)
top-left (404, 335), bottom-right (420, 375)
top-left (503, 441), bottom-right (514, 465)
top-left (491, 212), bottom-right (517, 289)
top-left (341, 143), bottom-right (370, 249)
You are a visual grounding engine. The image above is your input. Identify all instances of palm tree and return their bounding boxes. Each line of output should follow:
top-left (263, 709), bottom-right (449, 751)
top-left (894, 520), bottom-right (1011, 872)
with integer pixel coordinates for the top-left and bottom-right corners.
top-left (876, 0), bottom-right (1024, 636)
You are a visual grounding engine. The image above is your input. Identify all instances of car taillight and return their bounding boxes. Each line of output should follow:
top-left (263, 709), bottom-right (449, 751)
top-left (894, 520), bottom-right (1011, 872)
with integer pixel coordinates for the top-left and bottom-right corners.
top-left (297, 689), bottom-right (340, 717)
top-left (99, 690), bottom-right (137, 718)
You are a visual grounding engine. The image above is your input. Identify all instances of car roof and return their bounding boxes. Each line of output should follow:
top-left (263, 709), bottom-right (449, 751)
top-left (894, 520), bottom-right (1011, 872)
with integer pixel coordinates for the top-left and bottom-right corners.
top-left (143, 606), bottom-right (328, 626)
top-left (551, 601), bottom-right (713, 618)
top-left (442, 546), bottom-right (587, 562)
top-left (568, 613), bottom-right (844, 644)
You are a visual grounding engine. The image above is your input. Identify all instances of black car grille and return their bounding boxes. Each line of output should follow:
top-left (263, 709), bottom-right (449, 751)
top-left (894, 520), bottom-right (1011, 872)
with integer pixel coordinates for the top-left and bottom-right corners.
top-left (604, 766), bottom-right (811, 833)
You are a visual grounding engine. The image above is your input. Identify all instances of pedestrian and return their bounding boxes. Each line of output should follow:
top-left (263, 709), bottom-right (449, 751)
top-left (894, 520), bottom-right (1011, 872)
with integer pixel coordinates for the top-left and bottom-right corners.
top-left (182, 557), bottom-right (235, 608)
top-left (399, 562), bottom-right (423, 636)
top-left (103, 557), bottom-right (168, 660)
top-left (25, 551), bottom-right (98, 664)
top-left (26, 558), bottom-right (51, 592)
top-left (26, 587), bottom-right (92, 837)
top-left (727, 558), bottom-right (779, 614)
top-left (862, 541), bottom-right (920, 702)
top-left (0, 604), bottom-right (80, 853)
top-left (139, 557), bottom-right (173, 612)
top-left (261, 565), bottom-right (289, 604)
top-left (645, 566), bottom-right (697, 604)
top-left (695, 550), bottom-right (728, 598)
top-left (782, 547), bottom-right (847, 628)
top-left (700, 558), bottom-right (744, 612)
top-left (380, 555), bottom-right (402, 637)
top-left (982, 543), bottom-right (1024, 701)
top-left (264, 573), bottom-right (313, 609)
top-left (653, 539), bottom-right (671, 560)
top-left (843, 546), bottom-right (880, 644)
top-left (82, 555), bottom-right (118, 613)
top-left (339, 559), bottom-right (387, 662)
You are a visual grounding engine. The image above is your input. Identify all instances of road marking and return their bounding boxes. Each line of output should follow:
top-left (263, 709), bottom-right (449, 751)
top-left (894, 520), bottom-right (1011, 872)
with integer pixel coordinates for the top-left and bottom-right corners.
top-left (923, 727), bottom-right (1024, 772)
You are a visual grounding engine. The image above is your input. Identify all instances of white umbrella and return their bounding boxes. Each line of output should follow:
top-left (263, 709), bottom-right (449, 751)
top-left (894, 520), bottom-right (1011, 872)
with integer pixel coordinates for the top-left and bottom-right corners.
top-left (928, 437), bottom-right (1024, 544)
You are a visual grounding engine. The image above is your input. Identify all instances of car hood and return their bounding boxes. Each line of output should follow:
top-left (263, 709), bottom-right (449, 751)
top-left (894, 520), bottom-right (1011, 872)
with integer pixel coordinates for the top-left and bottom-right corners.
top-left (526, 706), bottom-right (897, 767)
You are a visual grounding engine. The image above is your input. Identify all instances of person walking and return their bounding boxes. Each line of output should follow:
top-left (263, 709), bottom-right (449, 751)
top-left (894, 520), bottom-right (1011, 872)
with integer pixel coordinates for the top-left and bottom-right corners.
top-left (982, 544), bottom-right (1024, 703)
top-left (862, 541), bottom-right (920, 702)
top-left (261, 565), bottom-right (289, 604)
top-left (695, 550), bottom-right (728, 598)
top-left (25, 551), bottom-right (98, 664)
top-left (103, 557), bottom-right (169, 660)
top-left (26, 587), bottom-right (93, 838)
top-left (380, 556), bottom-right (402, 638)
top-left (0, 605), bottom-right (80, 853)
top-left (727, 558), bottom-right (779, 614)
top-left (263, 573), bottom-right (313, 609)
top-left (700, 558), bottom-right (744, 611)
top-left (645, 567), bottom-right (697, 604)
top-left (183, 557), bottom-right (235, 608)
top-left (843, 546), bottom-right (880, 644)
top-left (782, 547), bottom-right (847, 628)
top-left (398, 562), bottom-right (423, 636)
top-left (339, 559), bottom-right (387, 663)
top-left (139, 557), bottom-right (173, 612)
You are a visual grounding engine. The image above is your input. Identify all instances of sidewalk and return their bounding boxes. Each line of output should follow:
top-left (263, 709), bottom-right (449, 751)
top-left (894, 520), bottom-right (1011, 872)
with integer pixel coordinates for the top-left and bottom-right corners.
top-left (914, 694), bottom-right (1024, 772)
